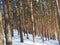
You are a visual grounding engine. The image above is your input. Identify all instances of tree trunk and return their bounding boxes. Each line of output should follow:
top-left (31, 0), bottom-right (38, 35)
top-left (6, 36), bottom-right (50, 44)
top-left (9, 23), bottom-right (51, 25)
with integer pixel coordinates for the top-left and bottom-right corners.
top-left (30, 0), bottom-right (35, 42)
top-left (2, 0), bottom-right (12, 45)
top-left (0, 12), bottom-right (4, 45)
top-left (16, 0), bottom-right (23, 42)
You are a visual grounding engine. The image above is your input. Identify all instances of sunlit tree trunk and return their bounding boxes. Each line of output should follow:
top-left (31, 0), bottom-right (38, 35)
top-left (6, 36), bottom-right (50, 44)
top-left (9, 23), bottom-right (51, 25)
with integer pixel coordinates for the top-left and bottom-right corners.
top-left (30, 0), bottom-right (35, 42)
top-left (8, 0), bottom-right (14, 37)
top-left (55, 0), bottom-right (60, 44)
top-left (0, 12), bottom-right (4, 45)
top-left (2, 0), bottom-right (12, 45)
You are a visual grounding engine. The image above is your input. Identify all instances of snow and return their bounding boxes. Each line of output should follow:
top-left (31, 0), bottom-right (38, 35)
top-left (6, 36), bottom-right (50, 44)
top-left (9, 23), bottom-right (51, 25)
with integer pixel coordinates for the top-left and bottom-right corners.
top-left (4, 29), bottom-right (59, 45)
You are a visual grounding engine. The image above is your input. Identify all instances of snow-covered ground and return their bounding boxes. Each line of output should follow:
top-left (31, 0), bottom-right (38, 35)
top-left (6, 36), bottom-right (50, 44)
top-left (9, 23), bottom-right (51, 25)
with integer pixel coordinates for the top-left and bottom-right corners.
top-left (4, 29), bottom-right (59, 45)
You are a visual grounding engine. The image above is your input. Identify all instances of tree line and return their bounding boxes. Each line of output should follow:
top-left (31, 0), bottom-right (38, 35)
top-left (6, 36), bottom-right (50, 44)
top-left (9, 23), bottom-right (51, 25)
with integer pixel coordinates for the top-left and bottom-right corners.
top-left (0, 0), bottom-right (60, 45)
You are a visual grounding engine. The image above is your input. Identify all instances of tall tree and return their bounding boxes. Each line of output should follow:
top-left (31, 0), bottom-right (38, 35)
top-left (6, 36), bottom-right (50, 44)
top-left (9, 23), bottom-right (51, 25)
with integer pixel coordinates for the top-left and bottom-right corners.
top-left (16, 0), bottom-right (23, 42)
top-left (30, 0), bottom-right (35, 42)
top-left (2, 0), bottom-right (12, 45)
top-left (39, 0), bottom-right (45, 42)
top-left (0, 12), bottom-right (4, 45)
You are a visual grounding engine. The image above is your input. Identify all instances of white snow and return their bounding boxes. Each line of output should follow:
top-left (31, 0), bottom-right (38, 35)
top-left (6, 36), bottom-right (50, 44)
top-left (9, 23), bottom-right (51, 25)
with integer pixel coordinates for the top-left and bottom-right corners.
top-left (4, 29), bottom-right (59, 45)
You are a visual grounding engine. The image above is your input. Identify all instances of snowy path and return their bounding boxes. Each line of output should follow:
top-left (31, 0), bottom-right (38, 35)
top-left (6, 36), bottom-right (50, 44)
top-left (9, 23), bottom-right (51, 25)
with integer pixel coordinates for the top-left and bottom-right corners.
top-left (4, 30), bottom-right (59, 45)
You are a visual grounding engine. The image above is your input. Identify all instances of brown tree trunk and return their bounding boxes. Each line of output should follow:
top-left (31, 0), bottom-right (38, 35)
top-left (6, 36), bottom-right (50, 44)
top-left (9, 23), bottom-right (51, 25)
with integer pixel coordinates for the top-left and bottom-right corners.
top-left (39, 0), bottom-right (44, 42)
top-left (23, 0), bottom-right (29, 39)
top-left (16, 0), bottom-right (23, 42)
top-left (2, 0), bottom-right (12, 45)
top-left (0, 12), bottom-right (4, 45)
top-left (30, 0), bottom-right (35, 42)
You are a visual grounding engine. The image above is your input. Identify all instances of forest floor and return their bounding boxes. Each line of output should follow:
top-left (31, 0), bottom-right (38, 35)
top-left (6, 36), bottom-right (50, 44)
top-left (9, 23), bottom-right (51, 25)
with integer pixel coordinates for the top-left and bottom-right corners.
top-left (4, 29), bottom-right (59, 45)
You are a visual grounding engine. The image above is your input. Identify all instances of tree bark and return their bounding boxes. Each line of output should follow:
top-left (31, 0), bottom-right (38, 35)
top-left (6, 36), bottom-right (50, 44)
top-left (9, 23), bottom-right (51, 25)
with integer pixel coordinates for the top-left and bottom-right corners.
top-left (0, 12), bottom-right (4, 45)
top-left (2, 0), bottom-right (12, 45)
top-left (30, 0), bottom-right (35, 42)
top-left (16, 0), bottom-right (23, 42)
